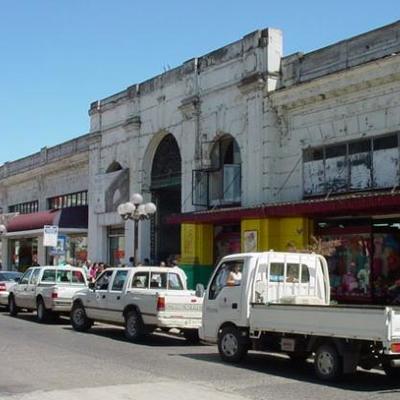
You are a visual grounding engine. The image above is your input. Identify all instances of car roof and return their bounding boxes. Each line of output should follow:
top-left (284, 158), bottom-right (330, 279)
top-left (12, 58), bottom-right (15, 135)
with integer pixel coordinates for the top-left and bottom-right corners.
top-left (29, 265), bottom-right (83, 271)
top-left (107, 266), bottom-right (184, 274)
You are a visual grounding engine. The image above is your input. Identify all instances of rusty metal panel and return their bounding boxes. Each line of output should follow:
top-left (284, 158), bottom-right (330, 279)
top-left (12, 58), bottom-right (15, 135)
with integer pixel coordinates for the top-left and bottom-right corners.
top-left (325, 156), bottom-right (348, 193)
top-left (349, 152), bottom-right (372, 190)
top-left (303, 160), bottom-right (325, 195)
top-left (373, 148), bottom-right (399, 188)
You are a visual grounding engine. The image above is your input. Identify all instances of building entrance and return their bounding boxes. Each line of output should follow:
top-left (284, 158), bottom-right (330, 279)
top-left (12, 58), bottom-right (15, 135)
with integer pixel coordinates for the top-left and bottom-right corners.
top-left (151, 134), bottom-right (181, 264)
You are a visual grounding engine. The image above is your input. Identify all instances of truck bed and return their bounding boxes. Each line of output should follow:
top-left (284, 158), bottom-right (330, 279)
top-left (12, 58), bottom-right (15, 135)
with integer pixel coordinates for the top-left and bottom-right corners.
top-left (249, 303), bottom-right (400, 342)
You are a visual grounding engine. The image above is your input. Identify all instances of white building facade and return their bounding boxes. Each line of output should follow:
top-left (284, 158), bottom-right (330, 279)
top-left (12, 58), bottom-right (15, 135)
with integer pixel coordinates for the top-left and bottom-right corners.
top-left (2, 22), bottom-right (400, 304)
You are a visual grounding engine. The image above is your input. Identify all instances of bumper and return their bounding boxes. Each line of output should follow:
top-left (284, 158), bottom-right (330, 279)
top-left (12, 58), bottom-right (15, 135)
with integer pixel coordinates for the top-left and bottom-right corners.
top-left (158, 317), bottom-right (202, 330)
top-left (0, 292), bottom-right (9, 306)
top-left (50, 299), bottom-right (73, 312)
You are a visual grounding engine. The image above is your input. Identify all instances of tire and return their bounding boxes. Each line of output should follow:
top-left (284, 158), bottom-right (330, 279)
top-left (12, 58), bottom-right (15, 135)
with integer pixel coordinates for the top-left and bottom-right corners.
top-left (218, 326), bottom-right (248, 363)
top-left (70, 302), bottom-right (93, 332)
top-left (8, 295), bottom-right (19, 317)
top-left (124, 309), bottom-right (145, 342)
top-left (183, 330), bottom-right (200, 344)
top-left (314, 344), bottom-right (343, 381)
top-left (36, 298), bottom-right (52, 323)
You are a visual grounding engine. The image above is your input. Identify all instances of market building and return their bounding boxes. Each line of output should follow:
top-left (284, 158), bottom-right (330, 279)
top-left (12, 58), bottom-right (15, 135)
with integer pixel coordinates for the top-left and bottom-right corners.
top-left (1, 21), bottom-right (400, 305)
top-left (0, 135), bottom-right (92, 269)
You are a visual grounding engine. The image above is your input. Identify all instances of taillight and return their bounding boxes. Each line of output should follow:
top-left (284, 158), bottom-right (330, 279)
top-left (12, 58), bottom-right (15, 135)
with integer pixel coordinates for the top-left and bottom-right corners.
top-left (51, 291), bottom-right (58, 299)
top-left (157, 296), bottom-right (165, 311)
top-left (391, 343), bottom-right (400, 353)
top-left (0, 283), bottom-right (6, 292)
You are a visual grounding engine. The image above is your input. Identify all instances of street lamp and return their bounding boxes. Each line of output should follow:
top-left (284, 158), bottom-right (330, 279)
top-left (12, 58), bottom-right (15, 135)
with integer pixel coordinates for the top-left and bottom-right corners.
top-left (117, 193), bottom-right (157, 266)
top-left (0, 224), bottom-right (6, 235)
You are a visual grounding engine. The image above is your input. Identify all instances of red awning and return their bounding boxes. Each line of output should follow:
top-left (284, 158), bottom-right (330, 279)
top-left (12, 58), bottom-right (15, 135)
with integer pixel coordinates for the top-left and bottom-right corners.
top-left (6, 206), bottom-right (88, 233)
top-left (167, 191), bottom-right (400, 224)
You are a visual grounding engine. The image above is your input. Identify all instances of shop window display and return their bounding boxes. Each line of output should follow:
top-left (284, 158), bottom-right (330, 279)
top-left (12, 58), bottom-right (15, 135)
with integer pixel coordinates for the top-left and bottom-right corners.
top-left (324, 234), bottom-right (372, 302)
top-left (372, 233), bottom-right (400, 304)
top-left (321, 227), bottom-right (400, 305)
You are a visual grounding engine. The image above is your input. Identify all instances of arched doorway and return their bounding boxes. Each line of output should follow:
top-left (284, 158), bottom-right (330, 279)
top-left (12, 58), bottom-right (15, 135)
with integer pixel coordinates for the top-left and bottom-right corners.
top-left (151, 134), bottom-right (181, 263)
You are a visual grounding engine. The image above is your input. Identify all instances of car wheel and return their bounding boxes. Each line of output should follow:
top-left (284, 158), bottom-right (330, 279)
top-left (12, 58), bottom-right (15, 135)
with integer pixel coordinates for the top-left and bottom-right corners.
top-left (71, 302), bottom-right (93, 332)
top-left (37, 298), bottom-right (51, 323)
top-left (218, 326), bottom-right (248, 363)
top-left (8, 295), bottom-right (19, 316)
top-left (183, 330), bottom-right (200, 344)
top-left (124, 310), bottom-right (144, 342)
top-left (314, 344), bottom-right (343, 381)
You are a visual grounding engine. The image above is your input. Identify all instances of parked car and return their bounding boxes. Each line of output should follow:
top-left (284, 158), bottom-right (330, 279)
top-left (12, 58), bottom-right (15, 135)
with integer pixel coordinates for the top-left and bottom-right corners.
top-left (8, 265), bottom-right (88, 322)
top-left (200, 251), bottom-right (400, 381)
top-left (71, 266), bottom-right (203, 342)
top-left (0, 271), bottom-right (22, 309)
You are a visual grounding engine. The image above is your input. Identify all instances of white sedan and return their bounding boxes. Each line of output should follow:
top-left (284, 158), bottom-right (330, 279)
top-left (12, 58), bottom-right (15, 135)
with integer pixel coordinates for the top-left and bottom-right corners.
top-left (0, 271), bottom-right (22, 308)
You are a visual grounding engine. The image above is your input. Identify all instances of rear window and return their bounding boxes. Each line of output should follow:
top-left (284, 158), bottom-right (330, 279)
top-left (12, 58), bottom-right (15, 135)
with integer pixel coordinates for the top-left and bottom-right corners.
top-left (0, 272), bottom-right (21, 282)
top-left (150, 272), bottom-right (183, 290)
top-left (41, 269), bottom-right (85, 285)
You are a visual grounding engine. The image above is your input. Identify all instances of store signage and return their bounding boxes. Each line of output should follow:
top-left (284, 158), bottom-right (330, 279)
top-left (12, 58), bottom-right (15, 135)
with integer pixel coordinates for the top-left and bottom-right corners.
top-left (43, 225), bottom-right (58, 247)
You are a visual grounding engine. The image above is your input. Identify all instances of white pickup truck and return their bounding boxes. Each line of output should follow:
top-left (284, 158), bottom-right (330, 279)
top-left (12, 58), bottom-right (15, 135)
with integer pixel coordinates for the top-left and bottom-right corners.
top-left (8, 265), bottom-right (88, 322)
top-left (199, 251), bottom-right (400, 381)
top-left (70, 266), bottom-right (203, 342)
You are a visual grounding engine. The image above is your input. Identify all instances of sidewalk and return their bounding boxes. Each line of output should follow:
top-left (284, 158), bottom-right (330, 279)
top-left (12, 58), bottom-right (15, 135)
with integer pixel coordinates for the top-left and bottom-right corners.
top-left (2, 381), bottom-right (248, 400)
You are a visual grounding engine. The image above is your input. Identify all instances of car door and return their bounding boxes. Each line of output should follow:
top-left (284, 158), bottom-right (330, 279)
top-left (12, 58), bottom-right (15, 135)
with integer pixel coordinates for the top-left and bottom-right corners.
top-left (14, 269), bottom-right (33, 308)
top-left (106, 270), bottom-right (128, 323)
top-left (202, 259), bottom-right (245, 340)
top-left (85, 270), bottom-right (114, 321)
top-left (25, 268), bottom-right (41, 310)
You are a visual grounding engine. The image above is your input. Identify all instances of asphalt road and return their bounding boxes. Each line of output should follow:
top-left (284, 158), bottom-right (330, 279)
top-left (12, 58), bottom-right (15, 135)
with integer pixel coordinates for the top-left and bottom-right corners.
top-left (1, 311), bottom-right (399, 400)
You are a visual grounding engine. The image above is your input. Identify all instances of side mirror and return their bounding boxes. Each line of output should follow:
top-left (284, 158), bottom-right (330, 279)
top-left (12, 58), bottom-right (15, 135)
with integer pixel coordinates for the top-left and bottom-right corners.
top-left (14, 277), bottom-right (21, 283)
top-left (195, 283), bottom-right (205, 298)
top-left (88, 282), bottom-right (95, 290)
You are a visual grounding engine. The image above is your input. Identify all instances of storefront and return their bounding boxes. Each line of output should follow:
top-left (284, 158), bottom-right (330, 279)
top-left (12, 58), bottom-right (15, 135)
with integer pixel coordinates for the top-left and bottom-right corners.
top-left (108, 226), bottom-right (125, 267)
top-left (4, 206), bottom-right (88, 271)
top-left (316, 217), bottom-right (400, 305)
top-left (170, 191), bottom-right (400, 304)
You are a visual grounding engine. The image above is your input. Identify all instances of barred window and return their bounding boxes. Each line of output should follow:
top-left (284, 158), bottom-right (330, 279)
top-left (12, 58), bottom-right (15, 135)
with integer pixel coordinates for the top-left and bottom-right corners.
top-left (9, 200), bottom-right (39, 214)
top-left (48, 190), bottom-right (88, 210)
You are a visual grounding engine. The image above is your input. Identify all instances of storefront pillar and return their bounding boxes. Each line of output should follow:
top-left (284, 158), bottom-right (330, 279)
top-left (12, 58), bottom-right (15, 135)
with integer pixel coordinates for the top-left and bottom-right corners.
top-left (180, 223), bottom-right (214, 289)
top-left (1, 236), bottom-right (8, 269)
top-left (37, 236), bottom-right (45, 266)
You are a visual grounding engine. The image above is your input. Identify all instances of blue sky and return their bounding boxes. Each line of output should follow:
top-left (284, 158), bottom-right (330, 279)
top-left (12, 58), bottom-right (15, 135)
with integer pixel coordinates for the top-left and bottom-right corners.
top-left (1, 0), bottom-right (399, 164)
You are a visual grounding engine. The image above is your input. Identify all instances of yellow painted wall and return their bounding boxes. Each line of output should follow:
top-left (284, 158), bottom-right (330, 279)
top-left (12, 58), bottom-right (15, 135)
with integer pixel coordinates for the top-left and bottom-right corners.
top-left (241, 217), bottom-right (313, 252)
top-left (181, 223), bottom-right (213, 265)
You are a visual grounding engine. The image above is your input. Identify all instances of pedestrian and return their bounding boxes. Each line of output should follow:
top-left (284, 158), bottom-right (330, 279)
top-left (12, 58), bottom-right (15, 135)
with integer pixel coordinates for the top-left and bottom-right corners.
top-left (128, 257), bottom-right (135, 267)
top-left (96, 263), bottom-right (105, 278)
top-left (81, 259), bottom-right (90, 278)
top-left (88, 262), bottom-right (98, 282)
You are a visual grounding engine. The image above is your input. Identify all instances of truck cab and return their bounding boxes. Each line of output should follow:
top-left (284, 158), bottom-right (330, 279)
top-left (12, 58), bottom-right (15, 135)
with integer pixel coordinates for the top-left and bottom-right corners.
top-left (200, 251), bottom-right (330, 342)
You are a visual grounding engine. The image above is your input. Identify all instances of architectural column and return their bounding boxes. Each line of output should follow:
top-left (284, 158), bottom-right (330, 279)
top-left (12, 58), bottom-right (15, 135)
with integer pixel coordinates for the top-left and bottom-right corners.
top-left (180, 223), bottom-right (214, 288)
top-left (37, 235), bottom-right (45, 266)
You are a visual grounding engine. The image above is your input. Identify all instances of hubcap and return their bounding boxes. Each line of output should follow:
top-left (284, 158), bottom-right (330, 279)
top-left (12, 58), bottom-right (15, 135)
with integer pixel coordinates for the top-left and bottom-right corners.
top-left (221, 333), bottom-right (238, 357)
top-left (38, 303), bottom-right (43, 318)
top-left (317, 351), bottom-right (335, 375)
top-left (127, 315), bottom-right (137, 336)
top-left (74, 308), bottom-right (85, 325)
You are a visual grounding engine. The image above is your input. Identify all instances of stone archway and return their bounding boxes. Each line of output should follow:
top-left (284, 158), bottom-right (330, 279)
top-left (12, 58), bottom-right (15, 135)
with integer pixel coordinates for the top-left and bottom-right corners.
top-left (150, 134), bottom-right (182, 263)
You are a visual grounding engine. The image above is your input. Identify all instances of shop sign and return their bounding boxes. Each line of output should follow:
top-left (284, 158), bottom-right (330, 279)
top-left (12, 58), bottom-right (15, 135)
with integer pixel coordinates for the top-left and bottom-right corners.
top-left (43, 225), bottom-right (58, 247)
